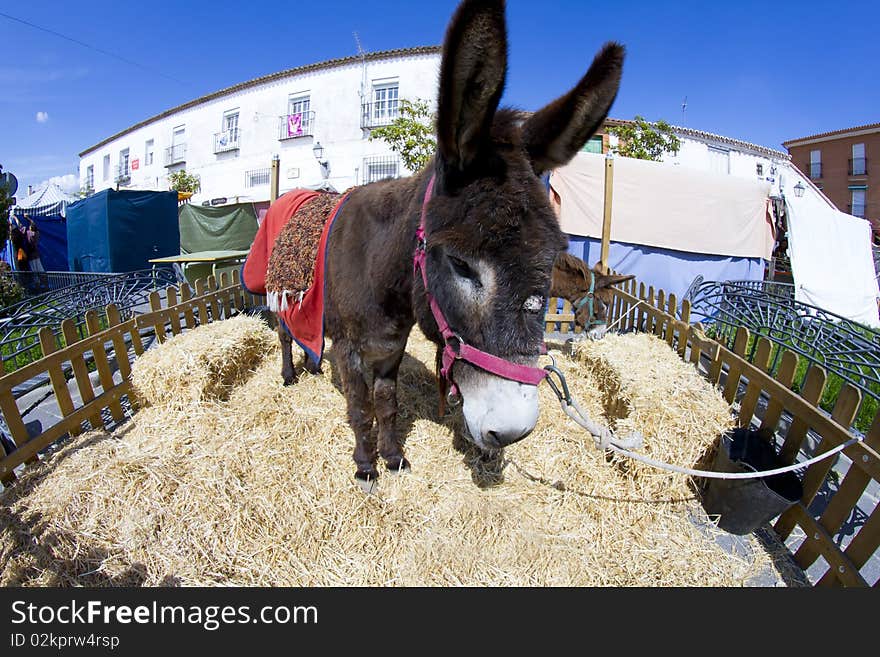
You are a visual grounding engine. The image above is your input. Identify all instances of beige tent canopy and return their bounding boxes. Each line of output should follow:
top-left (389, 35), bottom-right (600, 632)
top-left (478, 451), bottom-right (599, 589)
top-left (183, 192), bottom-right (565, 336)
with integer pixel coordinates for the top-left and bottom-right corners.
top-left (549, 152), bottom-right (774, 260)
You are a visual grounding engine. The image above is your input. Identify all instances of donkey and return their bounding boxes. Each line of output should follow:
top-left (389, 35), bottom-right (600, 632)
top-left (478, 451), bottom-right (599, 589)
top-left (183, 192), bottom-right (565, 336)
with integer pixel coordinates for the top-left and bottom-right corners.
top-left (550, 253), bottom-right (635, 340)
top-left (277, 0), bottom-right (623, 484)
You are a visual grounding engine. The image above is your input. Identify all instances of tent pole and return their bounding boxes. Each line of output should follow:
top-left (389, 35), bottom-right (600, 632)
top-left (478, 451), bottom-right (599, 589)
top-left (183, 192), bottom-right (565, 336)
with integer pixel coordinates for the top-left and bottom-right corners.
top-left (600, 152), bottom-right (614, 274)
top-left (270, 154), bottom-right (280, 202)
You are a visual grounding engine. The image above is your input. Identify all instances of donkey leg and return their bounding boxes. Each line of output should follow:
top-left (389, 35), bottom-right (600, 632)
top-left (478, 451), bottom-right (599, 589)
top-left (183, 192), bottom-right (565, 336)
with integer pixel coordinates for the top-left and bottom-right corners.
top-left (373, 350), bottom-right (409, 473)
top-left (277, 323), bottom-right (297, 386)
top-left (337, 343), bottom-right (377, 484)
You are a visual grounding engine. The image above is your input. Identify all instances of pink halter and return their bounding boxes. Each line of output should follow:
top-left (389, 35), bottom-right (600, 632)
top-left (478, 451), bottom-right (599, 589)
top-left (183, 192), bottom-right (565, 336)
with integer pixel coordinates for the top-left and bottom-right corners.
top-left (413, 174), bottom-right (548, 402)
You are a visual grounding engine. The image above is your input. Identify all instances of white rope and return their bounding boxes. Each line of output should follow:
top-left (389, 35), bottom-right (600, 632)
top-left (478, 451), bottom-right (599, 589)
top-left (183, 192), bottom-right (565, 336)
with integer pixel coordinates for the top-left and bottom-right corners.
top-left (603, 300), bottom-right (645, 333)
top-left (556, 397), bottom-right (863, 480)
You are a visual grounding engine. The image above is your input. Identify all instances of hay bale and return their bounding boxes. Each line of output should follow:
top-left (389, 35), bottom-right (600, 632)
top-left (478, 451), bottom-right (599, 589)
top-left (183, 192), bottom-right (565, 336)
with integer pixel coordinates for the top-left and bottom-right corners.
top-left (1, 326), bottom-right (781, 587)
top-left (130, 315), bottom-right (277, 408)
top-left (571, 332), bottom-right (735, 495)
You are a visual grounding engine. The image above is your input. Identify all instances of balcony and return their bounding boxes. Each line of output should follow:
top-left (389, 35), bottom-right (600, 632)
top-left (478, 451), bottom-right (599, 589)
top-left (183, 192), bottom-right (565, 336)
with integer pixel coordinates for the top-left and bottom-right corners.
top-left (278, 111), bottom-right (315, 140)
top-left (113, 165), bottom-right (130, 186)
top-left (361, 102), bottom-right (400, 130)
top-left (849, 157), bottom-right (868, 176)
top-left (213, 128), bottom-right (240, 154)
top-left (809, 162), bottom-right (822, 179)
top-left (164, 144), bottom-right (186, 166)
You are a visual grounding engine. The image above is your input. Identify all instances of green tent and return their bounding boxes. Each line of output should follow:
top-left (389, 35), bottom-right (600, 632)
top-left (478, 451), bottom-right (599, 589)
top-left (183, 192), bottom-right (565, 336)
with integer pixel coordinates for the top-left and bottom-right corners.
top-left (176, 202), bottom-right (259, 284)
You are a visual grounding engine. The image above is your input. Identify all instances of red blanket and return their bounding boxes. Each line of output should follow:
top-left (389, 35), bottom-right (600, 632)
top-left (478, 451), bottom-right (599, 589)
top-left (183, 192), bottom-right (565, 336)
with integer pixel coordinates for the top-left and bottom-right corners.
top-left (241, 190), bottom-right (350, 368)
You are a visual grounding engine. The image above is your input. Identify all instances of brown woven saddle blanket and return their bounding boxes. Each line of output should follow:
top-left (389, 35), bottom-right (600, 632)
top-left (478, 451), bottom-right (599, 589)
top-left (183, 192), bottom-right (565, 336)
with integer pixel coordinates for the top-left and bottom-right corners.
top-left (265, 192), bottom-right (340, 300)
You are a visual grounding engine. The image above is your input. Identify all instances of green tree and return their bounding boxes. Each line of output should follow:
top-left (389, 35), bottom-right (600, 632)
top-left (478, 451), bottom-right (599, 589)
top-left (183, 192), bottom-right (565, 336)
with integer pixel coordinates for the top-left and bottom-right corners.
top-left (606, 115), bottom-right (681, 161)
top-left (368, 99), bottom-right (436, 172)
top-left (168, 169), bottom-right (201, 194)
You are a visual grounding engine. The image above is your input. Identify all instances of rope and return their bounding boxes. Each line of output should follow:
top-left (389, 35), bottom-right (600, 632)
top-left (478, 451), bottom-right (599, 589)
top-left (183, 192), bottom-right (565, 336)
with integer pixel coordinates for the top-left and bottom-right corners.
top-left (544, 356), bottom-right (865, 481)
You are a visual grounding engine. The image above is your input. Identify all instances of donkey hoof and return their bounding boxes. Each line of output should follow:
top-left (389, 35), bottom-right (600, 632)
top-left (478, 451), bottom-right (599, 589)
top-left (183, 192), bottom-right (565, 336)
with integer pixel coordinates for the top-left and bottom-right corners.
top-left (386, 457), bottom-right (411, 474)
top-left (354, 470), bottom-right (379, 494)
top-left (282, 373), bottom-right (298, 386)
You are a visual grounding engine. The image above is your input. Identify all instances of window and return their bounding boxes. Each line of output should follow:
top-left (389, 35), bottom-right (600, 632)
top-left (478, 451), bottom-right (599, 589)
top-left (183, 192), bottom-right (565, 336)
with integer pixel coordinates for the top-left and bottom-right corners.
top-left (145, 139), bottom-right (154, 166)
top-left (581, 136), bottom-right (604, 154)
top-left (756, 163), bottom-right (764, 177)
top-left (363, 155), bottom-right (399, 184)
top-left (707, 146), bottom-right (730, 175)
top-left (810, 149), bottom-right (822, 179)
top-left (167, 125), bottom-right (186, 165)
top-left (282, 94), bottom-right (312, 138)
top-left (103, 154), bottom-right (110, 181)
top-left (373, 83), bottom-right (399, 123)
top-left (215, 110), bottom-right (240, 152)
top-left (85, 165), bottom-right (94, 190)
top-left (850, 188), bottom-right (866, 218)
top-left (245, 168), bottom-right (271, 188)
top-left (118, 148), bottom-right (130, 181)
top-left (851, 143), bottom-right (867, 176)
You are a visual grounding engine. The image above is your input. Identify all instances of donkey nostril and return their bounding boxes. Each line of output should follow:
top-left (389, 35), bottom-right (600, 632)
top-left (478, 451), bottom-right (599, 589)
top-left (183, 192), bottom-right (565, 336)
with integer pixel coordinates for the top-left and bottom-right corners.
top-left (486, 428), bottom-right (531, 448)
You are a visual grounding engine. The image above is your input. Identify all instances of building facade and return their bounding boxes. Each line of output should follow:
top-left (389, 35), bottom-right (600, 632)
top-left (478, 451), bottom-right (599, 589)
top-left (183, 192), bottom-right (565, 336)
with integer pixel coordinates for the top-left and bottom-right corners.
top-left (783, 123), bottom-right (879, 236)
top-left (601, 118), bottom-right (795, 197)
top-left (78, 47), bottom-right (441, 205)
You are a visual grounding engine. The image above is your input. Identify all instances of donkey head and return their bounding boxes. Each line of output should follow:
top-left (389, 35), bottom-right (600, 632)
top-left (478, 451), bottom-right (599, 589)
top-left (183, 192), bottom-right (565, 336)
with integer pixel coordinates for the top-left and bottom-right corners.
top-left (551, 252), bottom-right (635, 340)
top-left (417, 0), bottom-right (624, 451)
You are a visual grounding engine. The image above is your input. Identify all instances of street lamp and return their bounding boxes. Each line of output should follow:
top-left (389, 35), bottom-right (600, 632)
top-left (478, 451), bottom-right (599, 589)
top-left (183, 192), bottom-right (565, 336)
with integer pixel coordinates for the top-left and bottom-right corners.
top-left (793, 181), bottom-right (805, 198)
top-left (312, 142), bottom-right (329, 179)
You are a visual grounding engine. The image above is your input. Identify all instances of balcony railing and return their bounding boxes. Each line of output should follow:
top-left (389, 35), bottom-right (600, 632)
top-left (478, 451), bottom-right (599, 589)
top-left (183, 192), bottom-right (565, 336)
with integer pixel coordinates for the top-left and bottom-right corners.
top-left (361, 102), bottom-right (400, 129)
top-left (849, 157), bottom-right (868, 176)
top-left (245, 168), bottom-right (271, 188)
top-left (278, 111), bottom-right (315, 140)
top-left (164, 144), bottom-right (186, 166)
top-left (362, 155), bottom-right (400, 184)
top-left (213, 128), bottom-right (240, 154)
top-left (848, 204), bottom-right (867, 218)
top-left (113, 165), bottom-right (130, 186)
top-left (809, 162), bottom-right (822, 179)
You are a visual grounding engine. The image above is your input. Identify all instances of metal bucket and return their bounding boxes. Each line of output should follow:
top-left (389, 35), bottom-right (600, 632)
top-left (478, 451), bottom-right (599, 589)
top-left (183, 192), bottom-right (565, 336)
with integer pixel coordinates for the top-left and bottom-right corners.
top-left (701, 428), bottom-right (803, 535)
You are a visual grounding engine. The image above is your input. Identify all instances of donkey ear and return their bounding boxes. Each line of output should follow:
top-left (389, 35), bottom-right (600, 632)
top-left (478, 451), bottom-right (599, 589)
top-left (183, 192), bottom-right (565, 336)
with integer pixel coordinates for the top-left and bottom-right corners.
top-left (436, 0), bottom-right (507, 176)
top-left (597, 273), bottom-right (635, 289)
top-left (522, 42), bottom-right (624, 175)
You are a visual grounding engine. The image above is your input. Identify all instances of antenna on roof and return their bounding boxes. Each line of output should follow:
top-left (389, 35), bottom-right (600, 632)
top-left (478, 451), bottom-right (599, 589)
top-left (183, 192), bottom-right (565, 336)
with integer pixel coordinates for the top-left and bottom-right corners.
top-left (354, 31), bottom-right (367, 100)
top-left (681, 96), bottom-right (688, 126)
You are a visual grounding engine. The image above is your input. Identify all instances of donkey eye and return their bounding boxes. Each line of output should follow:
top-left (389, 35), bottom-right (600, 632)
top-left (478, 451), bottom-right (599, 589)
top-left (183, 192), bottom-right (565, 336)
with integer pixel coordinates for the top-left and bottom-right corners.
top-left (448, 255), bottom-right (481, 285)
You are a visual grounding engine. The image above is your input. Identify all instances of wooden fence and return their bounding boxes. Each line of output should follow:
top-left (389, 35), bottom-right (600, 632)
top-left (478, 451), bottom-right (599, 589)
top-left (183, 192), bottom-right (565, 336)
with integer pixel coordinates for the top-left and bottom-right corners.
top-left (543, 277), bottom-right (880, 587)
top-left (1, 269), bottom-right (878, 586)
top-left (0, 270), bottom-right (263, 487)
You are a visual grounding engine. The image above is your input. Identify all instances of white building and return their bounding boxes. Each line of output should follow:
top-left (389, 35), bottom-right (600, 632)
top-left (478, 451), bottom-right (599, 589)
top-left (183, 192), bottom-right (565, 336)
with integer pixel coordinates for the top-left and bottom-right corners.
top-left (78, 46), bottom-right (441, 205)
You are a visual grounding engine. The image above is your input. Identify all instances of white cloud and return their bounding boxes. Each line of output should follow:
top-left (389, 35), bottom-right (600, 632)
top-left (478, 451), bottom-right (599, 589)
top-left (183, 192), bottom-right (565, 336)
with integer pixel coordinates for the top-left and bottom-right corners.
top-left (30, 174), bottom-right (79, 195)
top-left (35, 111), bottom-right (49, 123)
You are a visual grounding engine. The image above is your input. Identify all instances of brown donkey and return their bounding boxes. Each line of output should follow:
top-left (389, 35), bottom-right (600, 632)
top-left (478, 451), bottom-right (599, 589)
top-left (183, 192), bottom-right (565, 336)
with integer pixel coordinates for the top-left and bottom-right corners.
top-left (275, 0), bottom-right (623, 485)
top-left (550, 253), bottom-right (635, 340)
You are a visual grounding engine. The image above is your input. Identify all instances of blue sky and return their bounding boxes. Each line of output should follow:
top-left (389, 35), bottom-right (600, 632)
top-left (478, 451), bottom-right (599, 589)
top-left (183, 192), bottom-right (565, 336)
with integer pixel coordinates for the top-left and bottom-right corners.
top-left (1, 0), bottom-right (876, 197)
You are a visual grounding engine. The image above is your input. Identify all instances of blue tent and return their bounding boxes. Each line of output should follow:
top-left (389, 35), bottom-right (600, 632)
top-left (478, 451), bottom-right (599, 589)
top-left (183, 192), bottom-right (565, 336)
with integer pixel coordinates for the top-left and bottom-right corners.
top-left (67, 189), bottom-right (179, 272)
top-left (6, 182), bottom-right (78, 271)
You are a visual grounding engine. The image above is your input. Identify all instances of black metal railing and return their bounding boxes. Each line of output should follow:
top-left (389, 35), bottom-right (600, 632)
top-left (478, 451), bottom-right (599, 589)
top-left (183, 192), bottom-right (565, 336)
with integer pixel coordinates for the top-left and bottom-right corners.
top-left (809, 162), bottom-right (822, 179)
top-left (0, 268), bottom-right (178, 375)
top-left (164, 144), bottom-right (186, 166)
top-left (362, 155), bottom-right (399, 184)
top-left (114, 164), bottom-right (130, 186)
top-left (278, 111), bottom-right (315, 140)
top-left (360, 102), bottom-right (400, 129)
top-left (213, 129), bottom-right (240, 153)
top-left (245, 168), bottom-right (271, 188)
top-left (7, 271), bottom-right (117, 298)
top-left (849, 157), bottom-right (868, 176)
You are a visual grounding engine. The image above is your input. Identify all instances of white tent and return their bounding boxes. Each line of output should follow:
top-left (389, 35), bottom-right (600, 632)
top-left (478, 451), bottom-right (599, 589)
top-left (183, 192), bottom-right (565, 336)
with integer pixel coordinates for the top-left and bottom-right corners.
top-left (13, 182), bottom-right (78, 218)
top-left (781, 177), bottom-right (880, 328)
